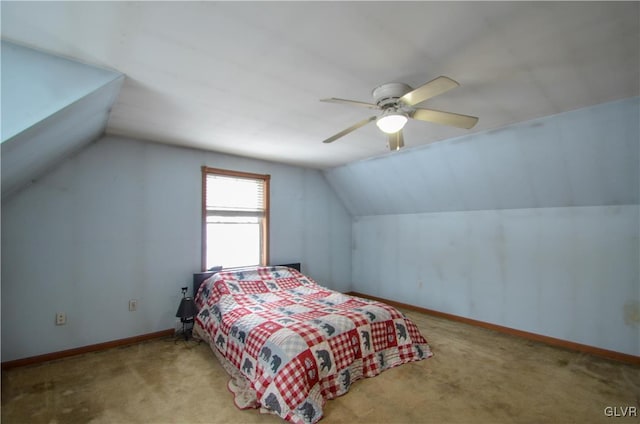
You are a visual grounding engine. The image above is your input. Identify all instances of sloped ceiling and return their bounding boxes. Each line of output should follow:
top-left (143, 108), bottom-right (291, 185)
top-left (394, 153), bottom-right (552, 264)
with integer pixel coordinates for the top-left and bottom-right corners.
top-left (1, 1), bottom-right (638, 169)
top-left (324, 98), bottom-right (639, 216)
top-left (1, 41), bottom-right (123, 199)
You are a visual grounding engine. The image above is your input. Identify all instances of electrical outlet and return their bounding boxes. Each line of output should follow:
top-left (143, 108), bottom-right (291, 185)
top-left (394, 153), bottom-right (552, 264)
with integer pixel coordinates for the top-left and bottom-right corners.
top-left (55, 312), bottom-right (66, 325)
top-left (129, 299), bottom-right (138, 311)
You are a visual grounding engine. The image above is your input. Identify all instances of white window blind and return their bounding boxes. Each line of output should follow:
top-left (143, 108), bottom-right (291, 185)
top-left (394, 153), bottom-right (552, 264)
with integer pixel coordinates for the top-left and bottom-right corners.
top-left (205, 174), bottom-right (266, 216)
top-left (202, 168), bottom-right (270, 270)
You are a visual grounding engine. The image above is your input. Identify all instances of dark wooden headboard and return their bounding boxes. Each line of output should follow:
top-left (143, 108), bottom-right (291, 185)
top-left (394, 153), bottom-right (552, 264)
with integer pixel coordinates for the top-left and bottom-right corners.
top-left (192, 263), bottom-right (301, 297)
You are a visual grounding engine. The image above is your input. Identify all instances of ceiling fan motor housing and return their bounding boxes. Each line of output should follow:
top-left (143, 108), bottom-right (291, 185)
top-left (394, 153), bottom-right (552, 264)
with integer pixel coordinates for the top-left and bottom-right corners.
top-left (372, 83), bottom-right (413, 109)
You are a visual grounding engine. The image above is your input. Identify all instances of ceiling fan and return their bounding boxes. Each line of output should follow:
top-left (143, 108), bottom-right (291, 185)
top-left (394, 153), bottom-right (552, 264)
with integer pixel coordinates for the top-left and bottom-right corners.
top-left (320, 76), bottom-right (478, 151)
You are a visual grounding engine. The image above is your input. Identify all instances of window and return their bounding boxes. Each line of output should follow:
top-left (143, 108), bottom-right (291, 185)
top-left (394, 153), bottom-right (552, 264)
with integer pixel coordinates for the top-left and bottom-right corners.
top-left (201, 167), bottom-right (270, 270)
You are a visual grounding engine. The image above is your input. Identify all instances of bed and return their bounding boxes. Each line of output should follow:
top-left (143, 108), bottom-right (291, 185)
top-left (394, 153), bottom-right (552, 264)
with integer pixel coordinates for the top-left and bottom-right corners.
top-left (193, 266), bottom-right (432, 424)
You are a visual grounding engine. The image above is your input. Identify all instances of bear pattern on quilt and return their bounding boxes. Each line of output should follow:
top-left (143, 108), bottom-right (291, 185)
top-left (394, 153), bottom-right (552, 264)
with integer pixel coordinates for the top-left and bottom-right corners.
top-left (195, 266), bottom-right (432, 424)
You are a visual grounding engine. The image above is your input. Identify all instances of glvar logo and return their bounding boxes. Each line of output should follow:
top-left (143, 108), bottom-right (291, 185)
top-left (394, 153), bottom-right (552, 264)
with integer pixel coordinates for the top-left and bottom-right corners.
top-left (604, 406), bottom-right (637, 417)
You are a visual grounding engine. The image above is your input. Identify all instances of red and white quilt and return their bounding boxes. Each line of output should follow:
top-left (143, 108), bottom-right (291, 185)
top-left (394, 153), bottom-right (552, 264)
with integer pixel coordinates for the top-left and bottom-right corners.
top-left (193, 266), bottom-right (432, 424)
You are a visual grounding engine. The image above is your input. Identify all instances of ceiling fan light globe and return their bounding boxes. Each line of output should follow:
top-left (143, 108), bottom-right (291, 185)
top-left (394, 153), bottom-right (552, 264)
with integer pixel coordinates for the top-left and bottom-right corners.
top-left (376, 114), bottom-right (408, 134)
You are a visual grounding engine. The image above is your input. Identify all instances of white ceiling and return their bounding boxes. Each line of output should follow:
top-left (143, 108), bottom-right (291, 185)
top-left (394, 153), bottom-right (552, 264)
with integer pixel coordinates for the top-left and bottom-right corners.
top-left (2, 1), bottom-right (638, 169)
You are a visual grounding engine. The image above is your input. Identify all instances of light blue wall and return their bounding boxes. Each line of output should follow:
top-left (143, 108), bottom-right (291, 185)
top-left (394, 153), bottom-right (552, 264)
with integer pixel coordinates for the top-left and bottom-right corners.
top-left (326, 98), bottom-right (640, 356)
top-left (1, 136), bottom-right (352, 361)
top-left (1, 41), bottom-right (123, 200)
top-left (352, 206), bottom-right (639, 356)
top-left (1, 41), bottom-right (121, 142)
top-left (325, 98), bottom-right (639, 215)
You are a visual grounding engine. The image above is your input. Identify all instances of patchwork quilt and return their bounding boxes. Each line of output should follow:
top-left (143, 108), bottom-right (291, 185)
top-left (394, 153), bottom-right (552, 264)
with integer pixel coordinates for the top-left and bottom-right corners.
top-left (193, 266), bottom-right (432, 424)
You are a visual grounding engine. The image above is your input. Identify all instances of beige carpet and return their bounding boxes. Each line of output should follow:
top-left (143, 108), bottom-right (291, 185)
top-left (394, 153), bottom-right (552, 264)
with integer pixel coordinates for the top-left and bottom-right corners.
top-left (2, 309), bottom-right (639, 424)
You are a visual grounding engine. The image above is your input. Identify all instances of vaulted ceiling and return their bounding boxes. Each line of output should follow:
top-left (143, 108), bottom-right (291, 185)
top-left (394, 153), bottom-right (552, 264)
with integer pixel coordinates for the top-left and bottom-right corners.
top-left (325, 97), bottom-right (639, 215)
top-left (1, 1), bottom-right (639, 169)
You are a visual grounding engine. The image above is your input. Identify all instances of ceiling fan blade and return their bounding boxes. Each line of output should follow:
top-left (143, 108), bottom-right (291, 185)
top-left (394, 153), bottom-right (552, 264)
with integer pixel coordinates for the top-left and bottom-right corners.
top-left (400, 76), bottom-right (460, 106)
top-left (322, 116), bottom-right (377, 144)
top-left (320, 97), bottom-right (380, 110)
top-left (388, 130), bottom-right (405, 151)
top-left (412, 108), bottom-right (479, 129)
